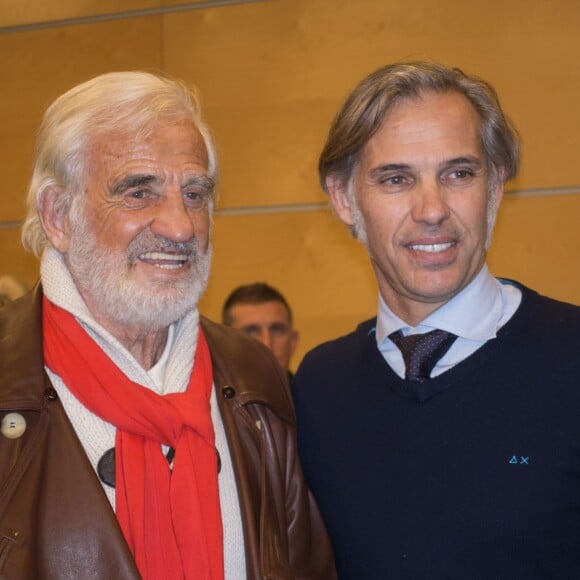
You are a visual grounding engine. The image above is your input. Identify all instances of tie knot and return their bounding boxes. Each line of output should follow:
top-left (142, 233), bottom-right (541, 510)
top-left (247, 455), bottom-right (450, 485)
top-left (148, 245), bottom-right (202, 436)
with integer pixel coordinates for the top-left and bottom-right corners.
top-left (389, 329), bottom-right (457, 382)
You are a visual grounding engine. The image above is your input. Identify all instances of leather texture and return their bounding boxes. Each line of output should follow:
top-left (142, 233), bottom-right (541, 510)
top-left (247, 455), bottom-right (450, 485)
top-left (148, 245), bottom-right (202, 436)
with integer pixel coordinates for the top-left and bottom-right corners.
top-left (0, 285), bottom-right (336, 579)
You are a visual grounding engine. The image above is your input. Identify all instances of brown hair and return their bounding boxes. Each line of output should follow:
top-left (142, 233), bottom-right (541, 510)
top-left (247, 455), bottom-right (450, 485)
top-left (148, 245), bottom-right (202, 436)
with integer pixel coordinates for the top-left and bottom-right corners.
top-left (319, 60), bottom-right (520, 194)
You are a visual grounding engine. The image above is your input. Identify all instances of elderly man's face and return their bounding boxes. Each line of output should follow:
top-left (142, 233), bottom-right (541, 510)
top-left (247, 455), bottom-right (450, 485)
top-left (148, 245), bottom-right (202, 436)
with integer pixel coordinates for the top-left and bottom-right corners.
top-left (62, 118), bottom-right (213, 330)
top-left (329, 91), bottom-right (503, 324)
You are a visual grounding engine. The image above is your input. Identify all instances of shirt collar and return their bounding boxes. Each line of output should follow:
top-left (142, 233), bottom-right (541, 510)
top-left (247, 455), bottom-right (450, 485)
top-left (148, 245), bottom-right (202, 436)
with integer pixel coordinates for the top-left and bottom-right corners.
top-left (376, 265), bottom-right (505, 344)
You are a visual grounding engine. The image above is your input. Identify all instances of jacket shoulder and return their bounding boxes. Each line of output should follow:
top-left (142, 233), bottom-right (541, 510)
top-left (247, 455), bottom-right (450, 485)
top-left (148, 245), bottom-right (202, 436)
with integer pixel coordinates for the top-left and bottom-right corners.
top-left (200, 316), bottom-right (295, 425)
top-left (0, 285), bottom-right (46, 405)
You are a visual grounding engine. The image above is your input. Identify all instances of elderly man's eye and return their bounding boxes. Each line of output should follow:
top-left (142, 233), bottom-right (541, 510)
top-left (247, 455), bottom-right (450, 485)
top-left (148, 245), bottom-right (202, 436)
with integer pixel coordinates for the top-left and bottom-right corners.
top-left (185, 190), bottom-right (209, 209)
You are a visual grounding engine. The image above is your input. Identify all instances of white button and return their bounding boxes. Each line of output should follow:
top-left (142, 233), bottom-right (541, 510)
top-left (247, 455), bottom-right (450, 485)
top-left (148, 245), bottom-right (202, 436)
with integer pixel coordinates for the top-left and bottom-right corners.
top-left (1, 412), bottom-right (27, 439)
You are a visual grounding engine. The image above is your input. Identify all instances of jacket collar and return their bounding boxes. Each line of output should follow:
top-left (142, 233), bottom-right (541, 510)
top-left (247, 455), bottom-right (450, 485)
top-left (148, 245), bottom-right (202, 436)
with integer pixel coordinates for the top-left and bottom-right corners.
top-left (0, 283), bottom-right (46, 410)
top-left (201, 316), bottom-right (295, 426)
top-left (0, 284), bottom-right (294, 425)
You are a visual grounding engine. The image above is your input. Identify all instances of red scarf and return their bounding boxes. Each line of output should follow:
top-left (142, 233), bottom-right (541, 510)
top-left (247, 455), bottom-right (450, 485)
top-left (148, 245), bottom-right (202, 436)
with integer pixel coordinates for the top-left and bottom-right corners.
top-left (42, 296), bottom-right (224, 580)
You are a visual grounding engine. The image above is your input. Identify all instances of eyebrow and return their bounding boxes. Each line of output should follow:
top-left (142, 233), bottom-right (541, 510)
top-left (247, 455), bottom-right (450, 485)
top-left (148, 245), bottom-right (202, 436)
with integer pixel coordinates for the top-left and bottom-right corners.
top-left (241, 324), bottom-right (261, 332)
top-left (184, 175), bottom-right (216, 193)
top-left (443, 156), bottom-right (483, 168)
top-left (111, 173), bottom-right (216, 197)
top-left (369, 156), bottom-right (483, 179)
top-left (370, 163), bottom-right (411, 176)
top-left (111, 174), bottom-right (158, 196)
top-left (368, 163), bottom-right (412, 183)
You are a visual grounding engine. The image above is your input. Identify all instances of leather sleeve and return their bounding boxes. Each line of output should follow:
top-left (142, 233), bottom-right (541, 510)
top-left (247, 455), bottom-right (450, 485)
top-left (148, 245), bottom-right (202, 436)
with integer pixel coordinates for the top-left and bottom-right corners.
top-left (201, 317), bottom-right (337, 579)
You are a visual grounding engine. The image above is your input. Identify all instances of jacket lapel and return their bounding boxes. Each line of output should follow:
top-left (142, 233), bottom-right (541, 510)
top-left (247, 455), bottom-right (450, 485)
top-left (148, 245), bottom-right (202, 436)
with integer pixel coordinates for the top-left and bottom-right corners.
top-left (0, 286), bottom-right (140, 579)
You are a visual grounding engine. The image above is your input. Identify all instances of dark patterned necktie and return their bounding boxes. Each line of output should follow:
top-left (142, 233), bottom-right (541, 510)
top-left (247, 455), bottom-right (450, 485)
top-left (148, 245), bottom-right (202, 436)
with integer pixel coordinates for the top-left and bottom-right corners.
top-left (389, 329), bottom-right (458, 382)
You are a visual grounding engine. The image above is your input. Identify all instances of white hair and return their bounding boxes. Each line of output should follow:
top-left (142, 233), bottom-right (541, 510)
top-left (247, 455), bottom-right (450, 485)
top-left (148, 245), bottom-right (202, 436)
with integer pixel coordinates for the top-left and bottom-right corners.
top-left (22, 71), bottom-right (218, 257)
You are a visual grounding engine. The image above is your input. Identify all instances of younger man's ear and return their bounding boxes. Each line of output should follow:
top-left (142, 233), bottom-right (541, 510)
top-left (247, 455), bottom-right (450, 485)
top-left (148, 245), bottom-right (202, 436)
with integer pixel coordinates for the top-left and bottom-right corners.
top-left (326, 175), bottom-right (355, 227)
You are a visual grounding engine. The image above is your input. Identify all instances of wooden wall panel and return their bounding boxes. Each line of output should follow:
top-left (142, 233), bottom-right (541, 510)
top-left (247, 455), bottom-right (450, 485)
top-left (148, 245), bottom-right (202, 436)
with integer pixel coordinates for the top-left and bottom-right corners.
top-left (0, 17), bottom-right (160, 220)
top-left (0, 230), bottom-right (39, 291)
top-left (0, 16), bottom-right (162, 298)
top-left (0, 1), bottom-right (159, 28)
top-left (163, 0), bottom-right (580, 210)
top-left (0, 0), bottom-right (247, 29)
top-left (205, 104), bottom-right (328, 207)
top-left (0, 17), bottom-right (162, 222)
top-left (0, 0), bottom-right (578, 370)
top-left (488, 193), bottom-right (580, 305)
top-left (198, 209), bottom-right (377, 371)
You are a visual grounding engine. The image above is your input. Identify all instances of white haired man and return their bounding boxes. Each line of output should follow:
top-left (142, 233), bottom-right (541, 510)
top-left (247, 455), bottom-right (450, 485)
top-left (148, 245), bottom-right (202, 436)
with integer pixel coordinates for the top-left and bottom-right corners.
top-left (0, 72), bottom-right (336, 579)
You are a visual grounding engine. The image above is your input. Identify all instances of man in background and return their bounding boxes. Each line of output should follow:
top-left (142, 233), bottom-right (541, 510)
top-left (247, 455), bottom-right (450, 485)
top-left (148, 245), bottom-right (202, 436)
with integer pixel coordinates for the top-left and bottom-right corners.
top-left (0, 71), bottom-right (335, 579)
top-left (292, 60), bottom-right (580, 578)
top-left (223, 282), bottom-right (299, 378)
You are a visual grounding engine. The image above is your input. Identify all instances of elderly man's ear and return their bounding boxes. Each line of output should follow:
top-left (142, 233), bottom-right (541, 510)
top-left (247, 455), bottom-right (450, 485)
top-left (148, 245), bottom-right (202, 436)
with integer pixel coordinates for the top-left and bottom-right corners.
top-left (38, 186), bottom-right (71, 253)
top-left (326, 175), bottom-right (355, 227)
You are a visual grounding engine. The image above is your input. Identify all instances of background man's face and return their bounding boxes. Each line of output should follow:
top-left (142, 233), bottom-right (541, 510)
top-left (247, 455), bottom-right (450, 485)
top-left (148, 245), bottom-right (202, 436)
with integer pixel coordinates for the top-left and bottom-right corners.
top-left (61, 118), bottom-right (214, 331)
top-left (228, 301), bottom-right (298, 371)
top-left (330, 90), bottom-right (502, 323)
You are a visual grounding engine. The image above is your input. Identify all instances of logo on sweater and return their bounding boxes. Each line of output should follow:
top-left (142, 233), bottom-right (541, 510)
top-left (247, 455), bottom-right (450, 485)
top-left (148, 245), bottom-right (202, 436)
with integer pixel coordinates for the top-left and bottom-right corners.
top-left (508, 455), bottom-right (529, 465)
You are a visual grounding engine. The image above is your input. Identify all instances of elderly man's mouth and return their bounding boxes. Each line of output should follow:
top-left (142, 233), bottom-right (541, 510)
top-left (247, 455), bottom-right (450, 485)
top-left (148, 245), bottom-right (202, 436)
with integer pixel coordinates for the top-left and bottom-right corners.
top-left (138, 251), bottom-right (189, 269)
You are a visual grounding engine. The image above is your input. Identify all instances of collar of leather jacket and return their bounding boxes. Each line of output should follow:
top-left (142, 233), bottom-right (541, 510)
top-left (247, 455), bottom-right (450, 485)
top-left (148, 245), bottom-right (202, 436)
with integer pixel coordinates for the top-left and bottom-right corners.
top-left (0, 283), bottom-right (295, 426)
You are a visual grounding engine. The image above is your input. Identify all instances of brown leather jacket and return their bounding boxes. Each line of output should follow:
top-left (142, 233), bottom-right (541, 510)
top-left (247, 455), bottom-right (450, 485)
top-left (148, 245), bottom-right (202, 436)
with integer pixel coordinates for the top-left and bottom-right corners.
top-left (0, 286), bottom-right (336, 579)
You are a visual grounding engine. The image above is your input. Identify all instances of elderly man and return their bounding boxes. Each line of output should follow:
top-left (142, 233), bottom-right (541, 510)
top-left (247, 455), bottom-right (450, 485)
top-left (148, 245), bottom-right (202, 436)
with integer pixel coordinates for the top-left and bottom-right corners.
top-left (292, 61), bottom-right (580, 578)
top-left (222, 283), bottom-right (299, 378)
top-left (0, 72), bottom-right (335, 579)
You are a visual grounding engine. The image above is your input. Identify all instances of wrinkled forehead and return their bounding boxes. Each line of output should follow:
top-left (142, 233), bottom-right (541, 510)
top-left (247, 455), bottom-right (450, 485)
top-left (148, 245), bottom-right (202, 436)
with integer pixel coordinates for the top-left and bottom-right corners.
top-left (83, 117), bottom-right (209, 173)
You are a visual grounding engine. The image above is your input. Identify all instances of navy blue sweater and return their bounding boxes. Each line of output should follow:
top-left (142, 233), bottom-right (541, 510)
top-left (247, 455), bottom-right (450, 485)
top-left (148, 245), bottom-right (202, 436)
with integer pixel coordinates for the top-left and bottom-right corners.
top-left (293, 284), bottom-right (580, 579)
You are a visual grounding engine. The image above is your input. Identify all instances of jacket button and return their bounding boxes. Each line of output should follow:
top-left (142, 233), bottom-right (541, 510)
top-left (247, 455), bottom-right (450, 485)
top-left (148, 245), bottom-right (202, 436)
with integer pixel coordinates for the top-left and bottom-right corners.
top-left (222, 386), bottom-right (235, 399)
top-left (45, 388), bottom-right (58, 401)
top-left (1, 412), bottom-right (27, 439)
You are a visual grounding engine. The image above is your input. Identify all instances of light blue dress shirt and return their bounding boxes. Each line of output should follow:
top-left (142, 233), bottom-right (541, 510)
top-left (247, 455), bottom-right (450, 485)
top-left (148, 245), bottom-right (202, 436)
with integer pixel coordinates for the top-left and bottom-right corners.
top-left (375, 265), bottom-right (522, 379)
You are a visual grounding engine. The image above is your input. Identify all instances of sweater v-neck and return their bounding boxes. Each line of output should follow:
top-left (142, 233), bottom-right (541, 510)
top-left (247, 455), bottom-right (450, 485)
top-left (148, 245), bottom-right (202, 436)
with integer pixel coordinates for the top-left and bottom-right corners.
top-left (362, 281), bottom-right (538, 403)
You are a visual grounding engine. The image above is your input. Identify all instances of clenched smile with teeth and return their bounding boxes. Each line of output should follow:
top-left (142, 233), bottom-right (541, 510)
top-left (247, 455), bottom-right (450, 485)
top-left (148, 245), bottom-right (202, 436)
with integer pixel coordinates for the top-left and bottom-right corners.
top-left (138, 251), bottom-right (190, 269)
top-left (408, 242), bottom-right (455, 253)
